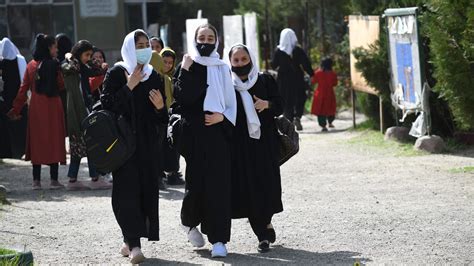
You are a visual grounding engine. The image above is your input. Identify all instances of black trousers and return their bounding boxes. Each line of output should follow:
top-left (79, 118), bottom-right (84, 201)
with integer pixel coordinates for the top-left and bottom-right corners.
top-left (32, 164), bottom-right (58, 181)
top-left (283, 86), bottom-right (307, 121)
top-left (181, 124), bottom-right (232, 244)
top-left (317, 115), bottom-right (335, 127)
top-left (163, 143), bottom-right (180, 173)
top-left (249, 215), bottom-right (273, 242)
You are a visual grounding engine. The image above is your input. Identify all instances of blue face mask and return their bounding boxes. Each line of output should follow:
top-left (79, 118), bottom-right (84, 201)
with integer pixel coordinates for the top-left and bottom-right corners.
top-left (136, 47), bottom-right (152, 64)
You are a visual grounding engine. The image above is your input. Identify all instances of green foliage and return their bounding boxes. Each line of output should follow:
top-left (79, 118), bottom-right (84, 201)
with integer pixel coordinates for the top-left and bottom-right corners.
top-left (352, 35), bottom-right (396, 129)
top-left (423, 0), bottom-right (474, 130)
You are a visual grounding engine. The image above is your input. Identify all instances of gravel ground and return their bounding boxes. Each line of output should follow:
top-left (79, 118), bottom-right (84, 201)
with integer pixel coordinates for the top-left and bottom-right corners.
top-left (1, 112), bottom-right (473, 265)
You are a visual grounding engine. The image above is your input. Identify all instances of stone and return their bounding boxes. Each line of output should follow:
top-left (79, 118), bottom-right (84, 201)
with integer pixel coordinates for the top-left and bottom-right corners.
top-left (414, 135), bottom-right (446, 153)
top-left (384, 126), bottom-right (410, 142)
top-left (0, 185), bottom-right (9, 204)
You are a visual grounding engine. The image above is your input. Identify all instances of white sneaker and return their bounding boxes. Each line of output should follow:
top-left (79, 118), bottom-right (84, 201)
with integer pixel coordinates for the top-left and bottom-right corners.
top-left (120, 243), bottom-right (130, 257)
top-left (129, 247), bottom-right (145, 264)
top-left (211, 242), bottom-right (227, 258)
top-left (182, 225), bottom-right (205, 248)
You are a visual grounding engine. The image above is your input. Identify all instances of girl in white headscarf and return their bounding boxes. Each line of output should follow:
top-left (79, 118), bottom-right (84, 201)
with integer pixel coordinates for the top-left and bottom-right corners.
top-left (227, 44), bottom-right (284, 253)
top-left (173, 23), bottom-right (236, 258)
top-left (272, 28), bottom-right (313, 131)
top-left (0, 38), bottom-right (28, 158)
top-left (101, 29), bottom-right (168, 264)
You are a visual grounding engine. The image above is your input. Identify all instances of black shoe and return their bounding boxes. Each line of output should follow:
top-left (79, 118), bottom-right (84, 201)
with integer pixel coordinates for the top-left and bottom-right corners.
top-left (267, 228), bottom-right (276, 243)
top-left (322, 127), bottom-right (328, 132)
top-left (294, 118), bottom-right (303, 131)
top-left (158, 177), bottom-right (167, 190)
top-left (167, 172), bottom-right (185, 186)
top-left (257, 240), bottom-right (270, 253)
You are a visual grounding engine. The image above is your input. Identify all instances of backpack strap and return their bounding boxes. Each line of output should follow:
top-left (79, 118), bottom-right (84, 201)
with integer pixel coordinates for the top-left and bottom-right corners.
top-left (118, 66), bottom-right (137, 134)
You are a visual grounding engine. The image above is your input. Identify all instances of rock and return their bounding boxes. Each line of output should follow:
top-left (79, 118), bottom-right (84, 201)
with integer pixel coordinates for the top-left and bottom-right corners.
top-left (384, 126), bottom-right (410, 142)
top-left (414, 135), bottom-right (446, 153)
top-left (0, 185), bottom-right (7, 203)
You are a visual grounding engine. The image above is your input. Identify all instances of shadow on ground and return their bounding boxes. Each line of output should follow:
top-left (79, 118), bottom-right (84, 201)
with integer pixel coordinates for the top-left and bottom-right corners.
top-left (195, 245), bottom-right (371, 265)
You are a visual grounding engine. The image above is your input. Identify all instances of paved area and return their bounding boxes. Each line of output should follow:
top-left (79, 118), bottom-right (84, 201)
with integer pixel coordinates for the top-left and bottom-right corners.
top-left (1, 112), bottom-right (473, 265)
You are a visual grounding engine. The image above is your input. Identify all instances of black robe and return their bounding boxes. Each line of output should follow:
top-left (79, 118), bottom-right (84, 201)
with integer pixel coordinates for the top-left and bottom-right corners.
top-left (101, 66), bottom-right (168, 242)
top-left (173, 62), bottom-right (233, 244)
top-left (231, 73), bottom-right (284, 221)
top-left (271, 46), bottom-right (313, 120)
top-left (0, 58), bottom-right (27, 159)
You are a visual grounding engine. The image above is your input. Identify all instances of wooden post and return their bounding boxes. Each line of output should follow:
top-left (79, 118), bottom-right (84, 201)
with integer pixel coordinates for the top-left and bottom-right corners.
top-left (379, 96), bottom-right (384, 133)
top-left (351, 88), bottom-right (356, 128)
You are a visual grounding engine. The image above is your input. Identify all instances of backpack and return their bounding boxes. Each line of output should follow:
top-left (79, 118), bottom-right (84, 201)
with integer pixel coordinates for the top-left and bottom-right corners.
top-left (81, 99), bottom-right (136, 174)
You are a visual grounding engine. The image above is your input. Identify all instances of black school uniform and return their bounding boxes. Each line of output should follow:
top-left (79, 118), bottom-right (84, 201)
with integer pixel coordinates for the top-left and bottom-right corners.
top-left (0, 58), bottom-right (27, 158)
top-left (101, 66), bottom-right (168, 248)
top-left (271, 46), bottom-right (312, 121)
top-left (173, 62), bottom-right (233, 244)
top-left (231, 73), bottom-right (284, 241)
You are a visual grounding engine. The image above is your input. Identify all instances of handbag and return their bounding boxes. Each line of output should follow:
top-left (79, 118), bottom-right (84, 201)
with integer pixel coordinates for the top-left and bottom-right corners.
top-left (274, 115), bottom-right (299, 165)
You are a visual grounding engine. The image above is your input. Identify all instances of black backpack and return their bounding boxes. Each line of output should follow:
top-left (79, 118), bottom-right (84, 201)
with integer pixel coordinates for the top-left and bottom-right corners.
top-left (81, 102), bottom-right (136, 174)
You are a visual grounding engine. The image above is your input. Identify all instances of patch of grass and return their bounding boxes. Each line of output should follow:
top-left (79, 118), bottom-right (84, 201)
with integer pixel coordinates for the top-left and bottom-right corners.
top-left (350, 119), bottom-right (379, 132)
top-left (347, 129), bottom-right (427, 157)
top-left (0, 248), bottom-right (17, 256)
top-left (449, 166), bottom-right (474, 174)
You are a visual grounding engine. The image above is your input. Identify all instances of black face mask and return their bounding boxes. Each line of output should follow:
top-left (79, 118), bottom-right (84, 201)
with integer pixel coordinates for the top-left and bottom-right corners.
top-left (196, 43), bottom-right (215, 57)
top-left (232, 62), bottom-right (253, 76)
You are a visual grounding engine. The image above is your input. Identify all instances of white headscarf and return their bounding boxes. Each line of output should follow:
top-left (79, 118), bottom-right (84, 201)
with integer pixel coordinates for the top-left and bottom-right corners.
top-left (189, 27), bottom-right (236, 126)
top-left (227, 44), bottom-right (261, 139)
top-left (115, 29), bottom-right (153, 82)
top-left (277, 28), bottom-right (298, 56)
top-left (0, 38), bottom-right (27, 83)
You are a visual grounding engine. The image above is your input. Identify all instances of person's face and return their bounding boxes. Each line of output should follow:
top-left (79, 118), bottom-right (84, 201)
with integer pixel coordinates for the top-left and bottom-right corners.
top-left (49, 41), bottom-right (58, 58)
top-left (151, 40), bottom-right (162, 53)
top-left (196, 28), bottom-right (216, 44)
top-left (92, 51), bottom-right (104, 65)
top-left (135, 36), bottom-right (150, 50)
top-left (230, 48), bottom-right (251, 68)
top-left (163, 56), bottom-right (174, 73)
top-left (80, 50), bottom-right (93, 65)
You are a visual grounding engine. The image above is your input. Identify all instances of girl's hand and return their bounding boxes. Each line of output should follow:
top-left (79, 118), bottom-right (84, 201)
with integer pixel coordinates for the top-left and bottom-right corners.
top-left (149, 89), bottom-right (164, 110)
top-left (6, 109), bottom-right (21, 120)
top-left (253, 95), bottom-right (269, 113)
top-left (182, 54), bottom-right (194, 71)
top-left (126, 64), bottom-right (145, 90)
top-left (205, 112), bottom-right (224, 126)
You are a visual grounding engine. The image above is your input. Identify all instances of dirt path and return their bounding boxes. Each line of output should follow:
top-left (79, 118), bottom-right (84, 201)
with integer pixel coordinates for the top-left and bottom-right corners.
top-left (1, 112), bottom-right (473, 265)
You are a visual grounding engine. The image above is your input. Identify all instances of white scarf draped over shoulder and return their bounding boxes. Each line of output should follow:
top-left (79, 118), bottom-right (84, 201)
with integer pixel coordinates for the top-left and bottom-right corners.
top-left (227, 44), bottom-right (261, 139)
top-left (0, 38), bottom-right (27, 83)
top-left (277, 28), bottom-right (298, 56)
top-left (115, 29), bottom-right (153, 82)
top-left (189, 37), bottom-right (236, 126)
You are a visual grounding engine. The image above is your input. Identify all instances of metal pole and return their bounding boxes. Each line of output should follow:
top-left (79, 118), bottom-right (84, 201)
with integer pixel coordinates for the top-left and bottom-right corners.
top-left (379, 96), bottom-right (384, 133)
top-left (351, 88), bottom-right (356, 128)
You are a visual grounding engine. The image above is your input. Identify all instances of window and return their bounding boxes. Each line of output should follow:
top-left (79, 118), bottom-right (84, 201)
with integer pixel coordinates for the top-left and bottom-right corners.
top-left (4, 1), bottom-right (74, 50)
top-left (7, 5), bottom-right (32, 49)
top-left (125, 3), bottom-right (143, 33)
top-left (52, 5), bottom-right (74, 39)
top-left (0, 7), bottom-right (7, 37)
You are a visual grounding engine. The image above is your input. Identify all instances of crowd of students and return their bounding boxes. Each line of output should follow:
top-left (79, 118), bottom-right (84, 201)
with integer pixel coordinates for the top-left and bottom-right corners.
top-left (0, 24), bottom-right (338, 263)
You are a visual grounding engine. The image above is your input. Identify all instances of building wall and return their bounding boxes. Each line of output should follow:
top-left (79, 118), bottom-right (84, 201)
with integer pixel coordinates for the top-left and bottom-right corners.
top-left (74, 0), bottom-right (126, 63)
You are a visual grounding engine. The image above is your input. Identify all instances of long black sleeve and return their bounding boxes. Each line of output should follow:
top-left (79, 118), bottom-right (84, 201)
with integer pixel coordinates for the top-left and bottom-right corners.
top-left (101, 66), bottom-right (132, 115)
top-left (173, 63), bottom-right (207, 106)
top-left (264, 74), bottom-right (284, 117)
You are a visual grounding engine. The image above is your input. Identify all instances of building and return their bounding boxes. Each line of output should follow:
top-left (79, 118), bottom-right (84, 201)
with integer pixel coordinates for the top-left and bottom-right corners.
top-left (0, 0), bottom-right (165, 61)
